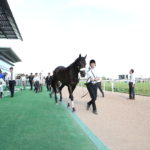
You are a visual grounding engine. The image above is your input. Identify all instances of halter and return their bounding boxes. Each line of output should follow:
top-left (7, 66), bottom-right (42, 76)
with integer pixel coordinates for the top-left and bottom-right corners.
top-left (80, 68), bottom-right (86, 71)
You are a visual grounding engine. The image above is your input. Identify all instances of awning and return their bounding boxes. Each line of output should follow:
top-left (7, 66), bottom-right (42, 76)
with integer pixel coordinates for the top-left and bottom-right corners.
top-left (0, 47), bottom-right (21, 63)
top-left (0, 0), bottom-right (23, 40)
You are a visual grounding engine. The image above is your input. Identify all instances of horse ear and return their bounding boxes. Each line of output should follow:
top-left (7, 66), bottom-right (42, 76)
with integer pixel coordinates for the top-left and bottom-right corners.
top-left (84, 54), bottom-right (87, 59)
top-left (79, 54), bottom-right (81, 58)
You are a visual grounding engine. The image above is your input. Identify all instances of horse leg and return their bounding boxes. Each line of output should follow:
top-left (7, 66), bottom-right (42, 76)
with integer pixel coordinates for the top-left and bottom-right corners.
top-left (68, 85), bottom-right (75, 112)
top-left (59, 84), bottom-right (65, 102)
top-left (71, 84), bottom-right (77, 111)
top-left (54, 87), bottom-right (58, 104)
top-left (72, 84), bottom-right (76, 93)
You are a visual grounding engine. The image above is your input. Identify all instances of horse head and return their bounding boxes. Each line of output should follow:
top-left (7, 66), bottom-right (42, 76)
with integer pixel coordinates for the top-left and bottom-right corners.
top-left (76, 54), bottom-right (87, 77)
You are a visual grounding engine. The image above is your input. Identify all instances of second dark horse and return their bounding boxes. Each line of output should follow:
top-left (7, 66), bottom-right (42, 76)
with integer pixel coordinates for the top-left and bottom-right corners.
top-left (51, 54), bottom-right (87, 112)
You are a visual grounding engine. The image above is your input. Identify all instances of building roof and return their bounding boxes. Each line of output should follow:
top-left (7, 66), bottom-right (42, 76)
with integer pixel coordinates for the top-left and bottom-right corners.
top-left (0, 0), bottom-right (23, 40)
top-left (0, 47), bottom-right (21, 63)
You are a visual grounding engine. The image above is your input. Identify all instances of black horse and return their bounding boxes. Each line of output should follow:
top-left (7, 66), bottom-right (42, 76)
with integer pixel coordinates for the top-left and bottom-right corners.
top-left (51, 54), bottom-right (87, 112)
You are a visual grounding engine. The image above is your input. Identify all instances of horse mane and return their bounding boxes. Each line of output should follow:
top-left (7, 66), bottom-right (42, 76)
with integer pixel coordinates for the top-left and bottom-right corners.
top-left (67, 57), bottom-right (79, 69)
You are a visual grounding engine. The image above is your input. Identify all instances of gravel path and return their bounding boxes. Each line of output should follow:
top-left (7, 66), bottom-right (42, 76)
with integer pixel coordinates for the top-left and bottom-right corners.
top-left (61, 86), bottom-right (150, 150)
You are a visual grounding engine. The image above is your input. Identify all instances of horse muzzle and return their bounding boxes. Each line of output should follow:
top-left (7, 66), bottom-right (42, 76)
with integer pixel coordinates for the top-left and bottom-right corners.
top-left (80, 68), bottom-right (86, 77)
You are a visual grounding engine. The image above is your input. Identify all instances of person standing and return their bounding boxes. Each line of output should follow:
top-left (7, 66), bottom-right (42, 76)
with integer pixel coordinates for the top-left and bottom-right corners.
top-left (4, 72), bottom-right (9, 90)
top-left (33, 73), bottom-right (40, 93)
top-left (129, 69), bottom-right (135, 100)
top-left (25, 74), bottom-right (29, 86)
top-left (29, 73), bottom-right (34, 90)
top-left (0, 69), bottom-right (4, 79)
top-left (39, 73), bottom-right (44, 92)
top-left (21, 74), bottom-right (26, 90)
top-left (86, 59), bottom-right (100, 114)
top-left (45, 73), bottom-right (52, 91)
top-left (8, 67), bottom-right (16, 97)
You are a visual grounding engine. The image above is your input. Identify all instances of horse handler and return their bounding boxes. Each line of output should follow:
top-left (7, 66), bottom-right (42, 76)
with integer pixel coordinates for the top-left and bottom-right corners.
top-left (86, 59), bottom-right (100, 115)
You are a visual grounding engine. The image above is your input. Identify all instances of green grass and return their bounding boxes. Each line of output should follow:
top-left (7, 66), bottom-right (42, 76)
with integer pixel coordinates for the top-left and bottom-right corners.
top-left (78, 81), bottom-right (150, 96)
top-left (104, 81), bottom-right (150, 96)
top-left (0, 89), bottom-right (98, 150)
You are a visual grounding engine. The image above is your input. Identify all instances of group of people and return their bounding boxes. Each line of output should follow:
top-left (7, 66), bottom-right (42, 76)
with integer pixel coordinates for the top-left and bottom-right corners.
top-left (31, 72), bottom-right (52, 93)
top-left (0, 62), bottom-right (135, 116)
top-left (0, 68), bottom-right (53, 98)
top-left (0, 67), bottom-right (16, 98)
top-left (23, 72), bottom-right (53, 93)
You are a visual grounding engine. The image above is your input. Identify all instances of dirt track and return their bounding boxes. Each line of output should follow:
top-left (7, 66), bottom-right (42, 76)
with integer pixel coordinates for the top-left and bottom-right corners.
top-left (62, 86), bottom-right (150, 150)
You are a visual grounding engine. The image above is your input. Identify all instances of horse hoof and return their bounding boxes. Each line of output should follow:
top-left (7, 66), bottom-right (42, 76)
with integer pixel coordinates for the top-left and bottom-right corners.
top-left (55, 103), bottom-right (58, 105)
top-left (72, 108), bottom-right (76, 112)
top-left (67, 103), bottom-right (70, 107)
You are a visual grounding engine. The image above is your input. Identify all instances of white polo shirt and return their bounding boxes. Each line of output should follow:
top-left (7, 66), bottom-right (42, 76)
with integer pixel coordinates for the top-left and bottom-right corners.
top-left (21, 76), bottom-right (26, 82)
top-left (33, 76), bottom-right (40, 82)
top-left (86, 67), bottom-right (99, 84)
top-left (129, 74), bottom-right (135, 84)
top-left (7, 72), bottom-right (16, 81)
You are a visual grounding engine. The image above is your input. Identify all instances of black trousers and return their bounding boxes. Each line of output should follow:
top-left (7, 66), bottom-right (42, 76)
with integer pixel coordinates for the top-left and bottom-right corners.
top-left (34, 81), bottom-right (40, 93)
top-left (86, 83), bottom-right (97, 111)
top-left (29, 80), bottom-right (33, 90)
top-left (39, 84), bottom-right (42, 92)
top-left (9, 80), bottom-right (15, 97)
top-left (46, 84), bottom-right (51, 91)
top-left (129, 82), bottom-right (135, 99)
top-left (97, 82), bottom-right (104, 97)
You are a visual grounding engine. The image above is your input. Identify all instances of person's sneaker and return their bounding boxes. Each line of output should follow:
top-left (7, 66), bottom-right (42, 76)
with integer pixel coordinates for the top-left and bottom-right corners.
top-left (93, 110), bottom-right (98, 115)
top-left (87, 104), bottom-right (90, 110)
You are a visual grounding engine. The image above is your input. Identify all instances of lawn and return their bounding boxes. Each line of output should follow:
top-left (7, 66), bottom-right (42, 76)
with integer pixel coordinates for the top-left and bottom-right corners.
top-left (79, 81), bottom-right (150, 96)
top-left (0, 89), bottom-right (102, 150)
top-left (104, 81), bottom-right (150, 96)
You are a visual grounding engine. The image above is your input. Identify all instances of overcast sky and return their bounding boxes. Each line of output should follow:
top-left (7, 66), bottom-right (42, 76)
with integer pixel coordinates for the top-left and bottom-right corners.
top-left (1, 0), bottom-right (150, 78)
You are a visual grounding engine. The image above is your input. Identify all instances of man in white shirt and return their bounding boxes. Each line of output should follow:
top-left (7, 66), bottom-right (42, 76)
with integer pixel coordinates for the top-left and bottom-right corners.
top-left (4, 72), bottom-right (9, 90)
top-left (129, 69), bottom-right (135, 100)
top-left (33, 73), bottom-right (40, 93)
top-left (21, 74), bottom-right (26, 90)
top-left (8, 67), bottom-right (16, 97)
top-left (39, 73), bottom-right (44, 92)
top-left (86, 59), bottom-right (100, 114)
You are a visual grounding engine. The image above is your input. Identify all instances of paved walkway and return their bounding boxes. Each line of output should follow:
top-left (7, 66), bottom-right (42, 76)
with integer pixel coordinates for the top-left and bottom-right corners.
top-left (62, 87), bottom-right (150, 150)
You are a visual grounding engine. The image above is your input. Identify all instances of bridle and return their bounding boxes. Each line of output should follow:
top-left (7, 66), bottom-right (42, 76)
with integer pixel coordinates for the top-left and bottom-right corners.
top-left (79, 67), bottom-right (86, 75)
